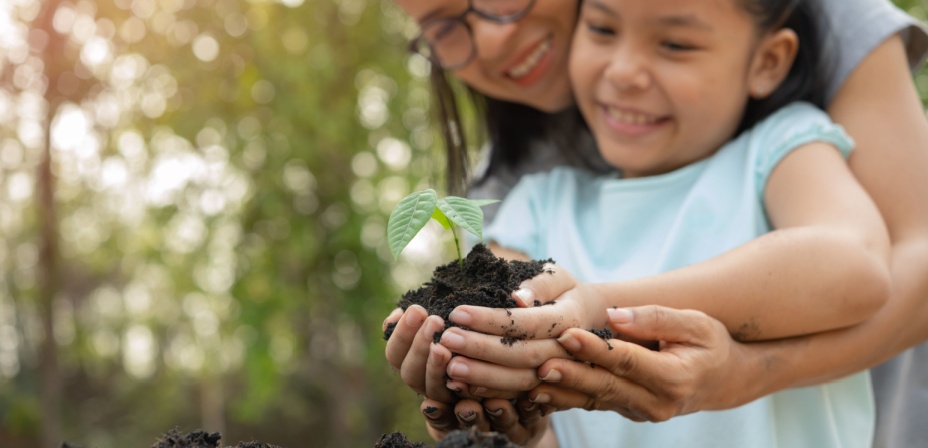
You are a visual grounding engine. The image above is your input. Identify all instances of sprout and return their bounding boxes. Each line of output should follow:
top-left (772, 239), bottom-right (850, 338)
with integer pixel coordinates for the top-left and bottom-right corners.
top-left (387, 189), bottom-right (498, 267)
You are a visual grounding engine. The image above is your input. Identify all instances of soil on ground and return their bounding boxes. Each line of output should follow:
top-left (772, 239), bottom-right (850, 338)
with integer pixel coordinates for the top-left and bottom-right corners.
top-left (375, 428), bottom-right (520, 448)
top-left (384, 244), bottom-right (551, 340)
top-left (147, 427), bottom-right (283, 448)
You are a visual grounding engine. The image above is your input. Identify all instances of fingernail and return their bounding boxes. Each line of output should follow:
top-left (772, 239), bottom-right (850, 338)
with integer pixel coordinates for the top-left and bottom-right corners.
top-left (522, 402), bottom-right (538, 412)
top-left (557, 333), bottom-right (581, 352)
top-left (406, 308), bottom-right (425, 327)
top-left (607, 307), bottom-right (633, 324)
top-left (383, 309), bottom-right (402, 330)
top-left (513, 288), bottom-right (534, 307)
top-left (458, 411), bottom-right (477, 423)
top-left (531, 393), bottom-right (551, 404)
top-left (485, 407), bottom-right (503, 417)
top-left (425, 317), bottom-right (444, 336)
top-left (540, 369), bottom-right (562, 383)
top-left (428, 345), bottom-right (445, 366)
top-left (441, 331), bottom-right (465, 350)
top-left (448, 308), bottom-right (472, 326)
top-left (448, 360), bottom-right (469, 378)
top-left (423, 406), bottom-right (440, 417)
top-left (473, 386), bottom-right (487, 395)
top-left (447, 382), bottom-right (462, 393)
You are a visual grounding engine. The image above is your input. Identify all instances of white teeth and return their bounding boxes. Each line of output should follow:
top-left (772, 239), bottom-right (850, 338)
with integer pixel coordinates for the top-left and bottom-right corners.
top-left (508, 40), bottom-right (551, 78)
top-left (605, 106), bottom-right (659, 125)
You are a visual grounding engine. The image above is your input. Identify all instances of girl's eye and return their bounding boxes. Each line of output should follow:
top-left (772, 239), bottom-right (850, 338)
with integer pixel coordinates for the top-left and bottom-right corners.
top-left (584, 22), bottom-right (616, 36)
top-left (662, 41), bottom-right (695, 52)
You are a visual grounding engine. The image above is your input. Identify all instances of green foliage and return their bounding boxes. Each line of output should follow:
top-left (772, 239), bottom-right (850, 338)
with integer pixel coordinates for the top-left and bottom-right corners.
top-left (387, 189), bottom-right (497, 264)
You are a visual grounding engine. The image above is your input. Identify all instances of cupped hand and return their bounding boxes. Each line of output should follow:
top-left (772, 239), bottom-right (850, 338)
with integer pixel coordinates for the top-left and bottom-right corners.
top-left (530, 305), bottom-right (751, 422)
top-left (420, 397), bottom-right (554, 447)
top-left (383, 305), bottom-right (455, 402)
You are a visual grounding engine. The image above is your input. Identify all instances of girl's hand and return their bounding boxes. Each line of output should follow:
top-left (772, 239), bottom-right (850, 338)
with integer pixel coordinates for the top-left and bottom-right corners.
top-left (447, 266), bottom-right (606, 342)
top-left (420, 397), bottom-right (554, 447)
top-left (530, 305), bottom-right (751, 422)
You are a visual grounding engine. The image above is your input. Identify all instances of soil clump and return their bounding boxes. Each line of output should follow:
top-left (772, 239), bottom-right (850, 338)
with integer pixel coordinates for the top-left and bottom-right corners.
top-left (384, 244), bottom-right (550, 340)
top-left (147, 427), bottom-right (282, 448)
top-left (375, 428), bottom-right (520, 448)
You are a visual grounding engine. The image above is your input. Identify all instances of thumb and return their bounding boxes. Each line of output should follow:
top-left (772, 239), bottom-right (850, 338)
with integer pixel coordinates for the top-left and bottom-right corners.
top-left (607, 306), bottom-right (720, 345)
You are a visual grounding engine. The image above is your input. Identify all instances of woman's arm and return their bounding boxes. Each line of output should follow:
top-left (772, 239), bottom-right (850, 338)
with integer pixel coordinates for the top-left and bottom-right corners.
top-left (745, 31), bottom-right (928, 387)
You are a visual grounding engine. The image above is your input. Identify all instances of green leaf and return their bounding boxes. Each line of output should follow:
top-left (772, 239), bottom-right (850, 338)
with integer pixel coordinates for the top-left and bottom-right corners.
top-left (431, 208), bottom-right (453, 230)
top-left (437, 196), bottom-right (488, 239)
top-left (387, 189), bottom-right (438, 259)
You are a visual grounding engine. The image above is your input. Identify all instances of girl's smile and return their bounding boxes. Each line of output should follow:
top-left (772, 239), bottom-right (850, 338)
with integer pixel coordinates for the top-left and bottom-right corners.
top-left (599, 103), bottom-right (670, 139)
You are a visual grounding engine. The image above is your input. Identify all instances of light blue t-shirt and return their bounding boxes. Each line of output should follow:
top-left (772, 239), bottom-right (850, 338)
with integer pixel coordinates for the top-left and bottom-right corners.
top-left (483, 103), bottom-right (870, 448)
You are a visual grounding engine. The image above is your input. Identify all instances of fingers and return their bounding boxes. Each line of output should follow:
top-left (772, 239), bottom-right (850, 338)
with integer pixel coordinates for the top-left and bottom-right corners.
top-left (449, 304), bottom-right (579, 339)
top-left (552, 327), bottom-right (672, 392)
top-left (422, 399), bottom-right (456, 439)
top-left (382, 308), bottom-right (403, 333)
top-left (446, 355), bottom-right (541, 393)
top-left (453, 399), bottom-right (490, 432)
top-left (399, 314), bottom-right (445, 395)
top-left (514, 262), bottom-right (576, 306)
top-left (425, 343), bottom-right (455, 402)
top-left (384, 305), bottom-right (428, 371)
top-left (607, 306), bottom-right (721, 345)
top-left (440, 327), bottom-right (569, 369)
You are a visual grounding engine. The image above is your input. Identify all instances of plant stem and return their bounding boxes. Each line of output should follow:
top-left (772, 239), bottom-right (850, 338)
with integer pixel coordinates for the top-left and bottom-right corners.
top-left (452, 227), bottom-right (463, 269)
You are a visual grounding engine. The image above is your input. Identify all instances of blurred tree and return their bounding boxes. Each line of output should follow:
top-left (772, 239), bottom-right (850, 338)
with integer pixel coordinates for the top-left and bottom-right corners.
top-left (0, 1), bottom-right (924, 448)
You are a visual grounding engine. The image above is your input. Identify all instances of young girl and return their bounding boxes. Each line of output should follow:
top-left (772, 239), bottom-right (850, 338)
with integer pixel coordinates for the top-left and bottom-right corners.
top-left (474, 0), bottom-right (889, 446)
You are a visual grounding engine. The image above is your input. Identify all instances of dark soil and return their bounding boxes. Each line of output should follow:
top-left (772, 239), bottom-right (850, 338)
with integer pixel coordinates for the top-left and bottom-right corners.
top-left (375, 428), bottom-right (520, 448)
top-left (384, 244), bottom-right (551, 340)
top-left (146, 427), bottom-right (282, 448)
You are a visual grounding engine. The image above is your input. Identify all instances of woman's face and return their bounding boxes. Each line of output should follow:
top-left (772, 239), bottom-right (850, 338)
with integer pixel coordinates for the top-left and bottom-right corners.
top-left (395, 0), bottom-right (578, 112)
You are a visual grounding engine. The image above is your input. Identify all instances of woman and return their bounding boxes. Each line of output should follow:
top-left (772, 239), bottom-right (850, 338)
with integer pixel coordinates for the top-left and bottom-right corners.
top-left (382, 0), bottom-right (928, 445)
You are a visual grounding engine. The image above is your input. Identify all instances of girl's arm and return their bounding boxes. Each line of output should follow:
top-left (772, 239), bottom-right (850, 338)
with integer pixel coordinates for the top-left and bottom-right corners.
top-left (473, 138), bottom-right (892, 342)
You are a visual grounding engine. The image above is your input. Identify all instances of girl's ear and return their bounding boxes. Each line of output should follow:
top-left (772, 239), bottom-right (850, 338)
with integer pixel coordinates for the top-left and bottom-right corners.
top-left (748, 28), bottom-right (798, 99)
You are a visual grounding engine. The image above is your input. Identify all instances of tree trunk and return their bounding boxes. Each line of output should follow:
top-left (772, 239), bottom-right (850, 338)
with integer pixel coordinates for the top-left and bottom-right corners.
top-left (35, 0), bottom-right (64, 446)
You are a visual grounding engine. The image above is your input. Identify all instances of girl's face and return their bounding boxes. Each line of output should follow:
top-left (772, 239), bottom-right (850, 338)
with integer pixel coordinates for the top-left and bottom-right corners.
top-left (395, 0), bottom-right (578, 112)
top-left (570, 0), bottom-right (771, 178)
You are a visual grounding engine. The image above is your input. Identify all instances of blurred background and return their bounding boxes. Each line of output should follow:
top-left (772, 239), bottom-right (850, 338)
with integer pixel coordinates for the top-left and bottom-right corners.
top-left (0, 0), bottom-right (925, 447)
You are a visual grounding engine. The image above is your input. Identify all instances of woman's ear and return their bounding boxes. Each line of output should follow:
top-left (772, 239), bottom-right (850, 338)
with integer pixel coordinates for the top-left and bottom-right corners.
top-left (748, 28), bottom-right (798, 99)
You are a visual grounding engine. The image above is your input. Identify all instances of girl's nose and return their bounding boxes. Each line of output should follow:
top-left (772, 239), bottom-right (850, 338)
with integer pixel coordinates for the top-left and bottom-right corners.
top-left (468, 19), bottom-right (519, 63)
top-left (603, 48), bottom-right (651, 91)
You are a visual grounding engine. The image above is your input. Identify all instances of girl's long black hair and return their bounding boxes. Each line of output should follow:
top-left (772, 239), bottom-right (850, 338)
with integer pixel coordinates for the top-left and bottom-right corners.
top-left (427, 0), bottom-right (830, 194)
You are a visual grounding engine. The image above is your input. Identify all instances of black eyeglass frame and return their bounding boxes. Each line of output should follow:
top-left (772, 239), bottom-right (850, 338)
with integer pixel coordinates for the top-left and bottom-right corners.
top-left (407, 0), bottom-right (537, 71)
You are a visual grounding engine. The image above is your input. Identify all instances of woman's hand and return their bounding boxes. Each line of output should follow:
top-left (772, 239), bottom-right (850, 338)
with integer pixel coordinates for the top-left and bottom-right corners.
top-left (383, 305), bottom-right (456, 402)
top-left (420, 397), bottom-right (554, 447)
top-left (530, 305), bottom-right (756, 422)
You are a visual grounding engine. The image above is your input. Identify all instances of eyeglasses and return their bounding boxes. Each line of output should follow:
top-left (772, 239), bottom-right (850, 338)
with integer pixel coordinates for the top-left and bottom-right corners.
top-left (408, 0), bottom-right (537, 71)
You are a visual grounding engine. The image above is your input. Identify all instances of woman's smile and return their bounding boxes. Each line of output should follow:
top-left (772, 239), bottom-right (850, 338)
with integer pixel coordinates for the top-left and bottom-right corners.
top-left (505, 35), bottom-right (554, 86)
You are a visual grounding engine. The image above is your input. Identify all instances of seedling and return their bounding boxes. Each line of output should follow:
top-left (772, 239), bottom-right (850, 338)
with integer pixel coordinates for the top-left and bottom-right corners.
top-left (387, 189), bottom-right (498, 267)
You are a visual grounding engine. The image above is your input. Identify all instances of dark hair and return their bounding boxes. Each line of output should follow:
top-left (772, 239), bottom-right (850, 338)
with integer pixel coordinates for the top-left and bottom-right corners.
top-left (429, 64), bottom-right (586, 196)
top-left (738, 0), bottom-right (831, 132)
